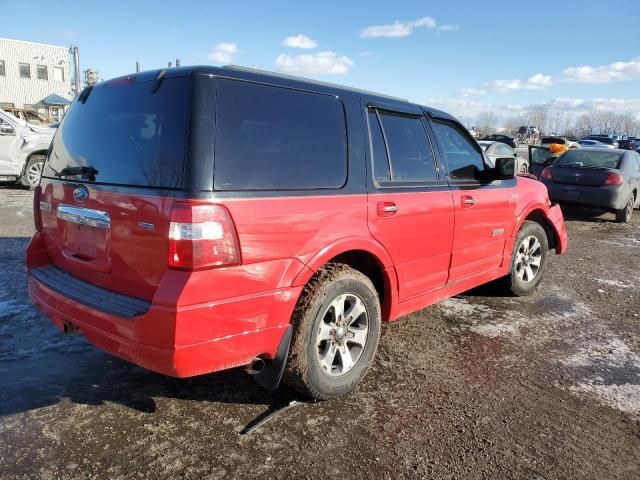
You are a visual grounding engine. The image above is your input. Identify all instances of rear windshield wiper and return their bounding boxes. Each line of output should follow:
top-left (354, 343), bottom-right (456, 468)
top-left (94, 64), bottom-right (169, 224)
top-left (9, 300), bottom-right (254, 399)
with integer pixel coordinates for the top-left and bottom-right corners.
top-left (55, 166), bottom-right (99, 181)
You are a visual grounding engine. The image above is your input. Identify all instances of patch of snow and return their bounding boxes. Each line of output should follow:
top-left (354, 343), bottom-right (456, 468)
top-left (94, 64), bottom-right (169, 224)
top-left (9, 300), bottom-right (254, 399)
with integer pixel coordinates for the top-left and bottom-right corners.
top-left (594, 278), bottom-right (634, 289)
top-left (570, 382), bottom-right (640, 415)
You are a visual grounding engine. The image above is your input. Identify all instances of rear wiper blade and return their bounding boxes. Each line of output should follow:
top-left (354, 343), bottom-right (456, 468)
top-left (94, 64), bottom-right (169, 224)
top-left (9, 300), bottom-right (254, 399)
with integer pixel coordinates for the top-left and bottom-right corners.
top-left (55, 166), bottom-right (99, 181)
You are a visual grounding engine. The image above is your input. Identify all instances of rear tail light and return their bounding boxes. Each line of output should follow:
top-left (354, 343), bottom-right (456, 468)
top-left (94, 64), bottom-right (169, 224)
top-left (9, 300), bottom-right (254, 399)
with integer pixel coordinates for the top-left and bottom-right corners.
top-left (541, 167), bottom-right (553, 180)
top-left (168, 202), bottom-right (240, 270)
top-left (33, 186), bottom-right (42, 232)
top-left (603, 172), bottom-right (624, 186)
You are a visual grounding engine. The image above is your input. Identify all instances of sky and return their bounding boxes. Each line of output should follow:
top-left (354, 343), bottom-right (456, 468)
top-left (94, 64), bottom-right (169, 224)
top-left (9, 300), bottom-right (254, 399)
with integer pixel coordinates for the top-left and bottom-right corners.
top-left (3, 0), bottom-right (640, 124)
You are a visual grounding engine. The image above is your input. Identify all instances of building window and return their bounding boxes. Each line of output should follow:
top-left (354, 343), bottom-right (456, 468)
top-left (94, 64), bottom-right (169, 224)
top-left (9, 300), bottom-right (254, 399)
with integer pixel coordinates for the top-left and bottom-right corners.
top-left (53, 67), bottom-right (64, 82)
top-left (0, 60), bottom-right (5, 76)
top-left (19, 63), bottom-right (31, 79)
top-left (37, 65), bottom-right (48, 80)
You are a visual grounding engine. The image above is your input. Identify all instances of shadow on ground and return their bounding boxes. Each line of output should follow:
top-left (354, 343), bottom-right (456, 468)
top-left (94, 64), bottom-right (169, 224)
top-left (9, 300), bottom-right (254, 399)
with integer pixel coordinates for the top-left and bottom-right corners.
top-left (0, 236), bottom-right (299, 418)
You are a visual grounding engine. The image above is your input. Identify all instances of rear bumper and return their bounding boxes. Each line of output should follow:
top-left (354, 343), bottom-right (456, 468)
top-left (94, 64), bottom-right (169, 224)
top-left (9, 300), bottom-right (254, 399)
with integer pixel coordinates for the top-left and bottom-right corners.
top-left (544, 182), bottom-right (628, 211)
top-left (28, 269), bottom-right (300, 378)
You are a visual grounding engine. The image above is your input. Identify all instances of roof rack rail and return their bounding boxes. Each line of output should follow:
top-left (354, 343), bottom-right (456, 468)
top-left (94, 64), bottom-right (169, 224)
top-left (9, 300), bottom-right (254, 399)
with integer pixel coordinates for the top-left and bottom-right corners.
top-left (222, 65), bottom-right (408, 103)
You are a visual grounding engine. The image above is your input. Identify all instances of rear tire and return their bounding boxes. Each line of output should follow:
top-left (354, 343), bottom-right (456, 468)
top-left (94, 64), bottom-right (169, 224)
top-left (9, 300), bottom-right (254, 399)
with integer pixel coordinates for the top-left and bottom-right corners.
top-left (283, 263), bottom-right (381, 400)
top-left (502, 221), bottom-right (549, 296)
top-left (20, 155), bottom-right (45, 189)
top-left (615, 195), bottom-right (634, 223)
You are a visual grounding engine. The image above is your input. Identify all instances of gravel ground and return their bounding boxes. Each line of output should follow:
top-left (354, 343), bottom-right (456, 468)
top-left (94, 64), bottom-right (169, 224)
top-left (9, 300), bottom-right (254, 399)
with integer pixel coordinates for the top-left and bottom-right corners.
top-left (1, 184), bottom-right (639, 479)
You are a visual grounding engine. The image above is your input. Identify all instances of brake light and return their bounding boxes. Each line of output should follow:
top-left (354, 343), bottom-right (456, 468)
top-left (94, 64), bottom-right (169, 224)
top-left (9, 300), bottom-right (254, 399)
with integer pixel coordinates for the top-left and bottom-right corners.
top-left (541, 167), bottom-right (553, 180)
top-left (168, 203), bottom-right (240, 270)
top-left (33, 186), bottom-right (42, 232)
top-left (603, 172), bottom-right (624, 186)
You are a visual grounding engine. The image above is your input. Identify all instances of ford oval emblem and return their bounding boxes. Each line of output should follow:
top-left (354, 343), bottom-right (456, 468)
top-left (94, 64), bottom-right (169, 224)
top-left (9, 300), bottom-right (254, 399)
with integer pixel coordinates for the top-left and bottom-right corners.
top-left (73, 186), bottom-right (89, 202)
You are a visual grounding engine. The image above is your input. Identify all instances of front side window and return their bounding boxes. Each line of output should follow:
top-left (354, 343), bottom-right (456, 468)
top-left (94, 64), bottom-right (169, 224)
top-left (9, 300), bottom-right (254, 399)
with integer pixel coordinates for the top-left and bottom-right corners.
top-left (432, 120), bottom-right (485, 181)
top-left (19, 63), bottom-right (30, 79)
top-left (37, 65), bottom-right (48, 80)
top-left (368, 109), bottom-right (437, 184)
top-left (214, 79), bottom-right (347, 191)
top-left (0, 60), bottom-right (5, 76)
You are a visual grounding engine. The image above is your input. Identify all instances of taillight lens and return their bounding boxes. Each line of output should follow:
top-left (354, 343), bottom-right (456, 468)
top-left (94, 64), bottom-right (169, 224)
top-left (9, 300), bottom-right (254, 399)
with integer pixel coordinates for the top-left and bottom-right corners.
top-left (541, 167), bottom-right (553, 180)
top-left (168, 203), bottom-right (240, 270)
top-left (603, 172), bottom-right (624, 186)
top-left (33, 185), bottom-right (42, 232)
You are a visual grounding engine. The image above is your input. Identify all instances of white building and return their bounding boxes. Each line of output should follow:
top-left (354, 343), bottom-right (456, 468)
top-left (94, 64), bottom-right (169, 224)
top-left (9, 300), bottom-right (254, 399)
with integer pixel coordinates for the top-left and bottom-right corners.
top-left (0, 38), bottom-right (73, 121)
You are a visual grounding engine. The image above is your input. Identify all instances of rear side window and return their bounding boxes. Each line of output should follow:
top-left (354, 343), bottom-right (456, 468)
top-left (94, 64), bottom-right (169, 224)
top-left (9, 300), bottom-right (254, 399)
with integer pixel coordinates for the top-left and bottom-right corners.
top-left (368, 109), bottom-right (437, 184)
top-left (44, 76), bottom-right (191, 189)
top-left (432, 121), bottom-right (485, 181)
top-left (214, 79), bottom-right (347, 191)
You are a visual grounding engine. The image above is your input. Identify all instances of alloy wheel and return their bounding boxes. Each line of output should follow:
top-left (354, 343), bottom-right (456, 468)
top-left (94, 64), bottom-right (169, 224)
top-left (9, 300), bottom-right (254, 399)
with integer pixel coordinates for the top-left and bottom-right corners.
top-left (315, 293), bottom-right (368, 377)
top-left (514, 235), bottom-right (542, 283)
top-left (26, 161), bottom-right (43, 188)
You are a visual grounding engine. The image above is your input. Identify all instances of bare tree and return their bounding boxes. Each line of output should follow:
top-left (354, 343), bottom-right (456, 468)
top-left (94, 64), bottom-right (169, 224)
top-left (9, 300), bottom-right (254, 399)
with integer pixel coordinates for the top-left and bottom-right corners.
top-left (475, 111), bottom-right (497, 136)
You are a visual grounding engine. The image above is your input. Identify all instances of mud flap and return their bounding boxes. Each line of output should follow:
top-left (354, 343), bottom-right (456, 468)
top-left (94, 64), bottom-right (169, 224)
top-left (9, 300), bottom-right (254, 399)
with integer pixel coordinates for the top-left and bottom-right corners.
top-left (251, 325), bottom-right (292, 391)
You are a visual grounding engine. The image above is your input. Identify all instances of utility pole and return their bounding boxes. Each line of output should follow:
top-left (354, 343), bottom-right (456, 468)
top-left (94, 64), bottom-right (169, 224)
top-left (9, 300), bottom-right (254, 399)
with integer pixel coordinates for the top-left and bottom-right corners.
top-left (70, 46), bottom-right (81, 95)
top-left (176, 58), bottom-right (180, 67)
top-left (135, 61), bottom-right (140, 72)
top-left (168, 61), bottom-right (172, 68)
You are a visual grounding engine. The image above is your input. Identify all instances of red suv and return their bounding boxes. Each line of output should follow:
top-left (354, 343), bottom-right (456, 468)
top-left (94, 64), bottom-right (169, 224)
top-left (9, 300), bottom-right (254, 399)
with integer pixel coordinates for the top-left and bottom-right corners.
top-left (27, 66), bottom-right (567, 400)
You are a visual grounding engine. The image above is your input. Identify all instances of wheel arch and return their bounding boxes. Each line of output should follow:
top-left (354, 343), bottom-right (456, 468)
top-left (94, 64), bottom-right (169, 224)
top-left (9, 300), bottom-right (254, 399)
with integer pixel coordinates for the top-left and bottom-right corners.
top-left (519, 208), bottom-right (558, 252)
top-left (292, 238), bottom-right (397, 322)
top-left (21, 149), bottom-right (48, 175)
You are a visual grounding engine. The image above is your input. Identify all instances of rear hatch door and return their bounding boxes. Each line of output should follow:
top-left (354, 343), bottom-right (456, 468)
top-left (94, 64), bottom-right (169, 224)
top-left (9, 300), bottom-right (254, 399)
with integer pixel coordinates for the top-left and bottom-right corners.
top-left (38, 72), bottom-right (192, 301)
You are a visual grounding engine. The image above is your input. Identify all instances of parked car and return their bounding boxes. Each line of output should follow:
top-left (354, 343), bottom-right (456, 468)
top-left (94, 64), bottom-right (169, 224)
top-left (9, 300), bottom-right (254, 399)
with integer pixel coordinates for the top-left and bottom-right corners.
top-left (26, 66), bottom-right (567, 400)
top-left (480, 134), bottom-right (517, 148)
top-left (577, 139), bottom-right (614, 149)
top-left (2, 107), bottom-right (53, 125)
top-left (0, 109), bottom-right (55, 187)
top-left (583, 135), bottom-right (619, 148)
top-left (618, 137), bottom-right (638, 150)
top-left (540, 148), bottom-right (640, 222)
top-left (540, 136), bottom-right (580, 149)
top-left (478, 140), bottom-right (529, 173)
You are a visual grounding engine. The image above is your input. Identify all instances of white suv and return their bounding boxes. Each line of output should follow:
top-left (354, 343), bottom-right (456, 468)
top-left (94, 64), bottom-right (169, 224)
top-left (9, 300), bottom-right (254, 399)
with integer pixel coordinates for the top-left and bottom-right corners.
top-left (0, 109), bottom-right (55, 188)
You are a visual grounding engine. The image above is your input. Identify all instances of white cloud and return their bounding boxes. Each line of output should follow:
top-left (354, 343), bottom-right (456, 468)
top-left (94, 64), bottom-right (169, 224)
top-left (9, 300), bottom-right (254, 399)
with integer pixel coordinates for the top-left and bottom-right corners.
top-left (423, 97), bottom-right (640, 121)
top-left (563, 58), bottom-right (640, 84)
top-left (360, 16), bottom-right (438, 38)
top-left (437, 24), bottom-right (459, 32)
top-left (207, 43), bottom-right (238, 63)
top-left (282, 34), bottom-right (318, 49)
top-left (275, 51), bottom-right (354, 75)
top-left (462, 73), bottom-right (553, 95)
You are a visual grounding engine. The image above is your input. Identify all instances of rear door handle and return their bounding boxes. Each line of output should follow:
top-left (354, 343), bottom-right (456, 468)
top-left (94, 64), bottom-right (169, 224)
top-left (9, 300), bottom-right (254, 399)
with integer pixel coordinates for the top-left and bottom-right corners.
top-left (377, 201), bottom-right (398, 217)
top-left (461, 196), bottom-right (475, 208)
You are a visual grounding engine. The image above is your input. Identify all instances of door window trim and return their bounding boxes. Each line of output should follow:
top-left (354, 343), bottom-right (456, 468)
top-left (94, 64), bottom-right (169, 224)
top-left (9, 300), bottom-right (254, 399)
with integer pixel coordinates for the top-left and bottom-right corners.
top-left (365, 104), bottom-right (445, 191)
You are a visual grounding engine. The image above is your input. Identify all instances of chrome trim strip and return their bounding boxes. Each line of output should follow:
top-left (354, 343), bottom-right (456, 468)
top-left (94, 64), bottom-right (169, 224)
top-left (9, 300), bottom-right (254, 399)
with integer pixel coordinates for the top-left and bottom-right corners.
top-left (57, 204), bottom-right (111, 229)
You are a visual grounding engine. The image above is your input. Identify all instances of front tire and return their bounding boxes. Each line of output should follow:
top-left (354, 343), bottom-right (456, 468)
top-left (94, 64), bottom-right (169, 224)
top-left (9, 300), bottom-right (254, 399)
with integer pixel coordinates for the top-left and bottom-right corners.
top-left (615, 194), bottom-right (634, 223)
top-left (283, 264), bottom-right (381, 400)
top-left (503, 221), bottom-right (549, 296)
top-left (20, 155), bottom-right (45, 189)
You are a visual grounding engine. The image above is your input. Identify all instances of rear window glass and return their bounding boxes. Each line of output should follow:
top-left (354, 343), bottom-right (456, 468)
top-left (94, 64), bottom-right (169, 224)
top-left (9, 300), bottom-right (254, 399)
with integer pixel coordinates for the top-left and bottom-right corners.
top-left (556, 150), bottom-right (622, 168)
top-left (44, 76), bottom-right (190, 188)
top-left (214, 79), bottom-right (347, 191)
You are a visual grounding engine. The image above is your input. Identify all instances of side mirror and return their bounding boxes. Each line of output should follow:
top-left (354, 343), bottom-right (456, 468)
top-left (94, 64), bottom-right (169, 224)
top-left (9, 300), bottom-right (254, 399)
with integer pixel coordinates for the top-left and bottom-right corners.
top-left (0, 125), bottom-right (15, 135)
top-left (494, 157), bottom-right (516, 179)
top-left (513, 151), bottom-right (519, 157)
